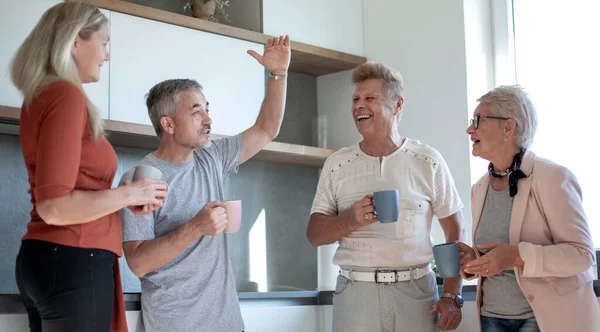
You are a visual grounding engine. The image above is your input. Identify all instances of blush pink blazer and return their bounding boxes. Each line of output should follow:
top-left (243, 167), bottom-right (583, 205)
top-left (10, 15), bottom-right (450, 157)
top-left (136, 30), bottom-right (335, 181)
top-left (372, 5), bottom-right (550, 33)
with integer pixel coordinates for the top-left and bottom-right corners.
top-left (469, 151), bottom-right (600, 332)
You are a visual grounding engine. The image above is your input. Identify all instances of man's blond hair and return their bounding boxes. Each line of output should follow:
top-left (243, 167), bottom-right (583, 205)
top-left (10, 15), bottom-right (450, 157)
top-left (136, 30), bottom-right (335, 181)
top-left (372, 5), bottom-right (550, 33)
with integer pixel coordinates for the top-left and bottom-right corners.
top-left (352, 62), bottom-right (404, 102)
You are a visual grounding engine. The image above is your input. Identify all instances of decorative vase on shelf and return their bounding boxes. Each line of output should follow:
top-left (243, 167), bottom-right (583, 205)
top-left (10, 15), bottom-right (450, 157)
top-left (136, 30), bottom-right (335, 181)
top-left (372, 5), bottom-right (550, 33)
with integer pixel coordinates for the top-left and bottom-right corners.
top-left (191, 0), bottom-right (218, 22)
top-left (312, 114), bottom-right (328, 149)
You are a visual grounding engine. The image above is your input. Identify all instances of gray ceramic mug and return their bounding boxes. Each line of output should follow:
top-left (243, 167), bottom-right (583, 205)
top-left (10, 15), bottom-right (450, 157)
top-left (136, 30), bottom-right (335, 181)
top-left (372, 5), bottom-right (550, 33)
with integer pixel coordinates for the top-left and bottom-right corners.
top-left (132, 165), bottom-right (163, 182)
top-left (432, 242), bottom-right (460, 278)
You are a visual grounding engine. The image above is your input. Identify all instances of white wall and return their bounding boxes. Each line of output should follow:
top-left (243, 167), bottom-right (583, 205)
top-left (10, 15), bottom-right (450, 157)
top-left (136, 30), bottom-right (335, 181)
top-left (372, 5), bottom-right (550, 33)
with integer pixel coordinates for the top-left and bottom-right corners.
top-left (362, 0), bottom-right (473, 243)
top-left (464, 0), bottom-right (497, 198)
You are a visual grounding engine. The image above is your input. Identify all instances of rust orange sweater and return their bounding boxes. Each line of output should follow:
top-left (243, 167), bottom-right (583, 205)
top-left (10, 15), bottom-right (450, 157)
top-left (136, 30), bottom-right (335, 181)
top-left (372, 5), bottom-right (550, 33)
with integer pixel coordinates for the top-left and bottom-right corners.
top-left (19, 81), bottom-right (126, 332)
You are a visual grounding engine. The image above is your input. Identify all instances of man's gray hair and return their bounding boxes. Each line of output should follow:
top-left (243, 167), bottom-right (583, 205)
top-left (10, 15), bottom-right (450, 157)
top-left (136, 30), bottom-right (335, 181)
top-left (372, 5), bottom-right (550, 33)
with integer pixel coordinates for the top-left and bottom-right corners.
top-left (477, 85), bottom-right (538, 149)
top-left (146, 79), bottom-right (203, 136)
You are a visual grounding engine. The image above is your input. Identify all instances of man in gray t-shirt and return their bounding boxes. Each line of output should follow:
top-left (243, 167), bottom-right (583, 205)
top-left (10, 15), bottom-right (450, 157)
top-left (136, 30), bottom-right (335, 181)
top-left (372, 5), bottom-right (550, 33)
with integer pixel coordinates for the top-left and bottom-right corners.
top-left (121, 136), bottom-right (243, 332)
top-left (119, 35), bottom-right (291, 332)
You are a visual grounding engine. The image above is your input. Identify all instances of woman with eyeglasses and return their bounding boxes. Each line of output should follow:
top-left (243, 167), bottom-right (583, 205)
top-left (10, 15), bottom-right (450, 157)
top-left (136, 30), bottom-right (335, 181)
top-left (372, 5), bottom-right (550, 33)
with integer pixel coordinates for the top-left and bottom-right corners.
top-left (459, 85), bottom-right (600, 332)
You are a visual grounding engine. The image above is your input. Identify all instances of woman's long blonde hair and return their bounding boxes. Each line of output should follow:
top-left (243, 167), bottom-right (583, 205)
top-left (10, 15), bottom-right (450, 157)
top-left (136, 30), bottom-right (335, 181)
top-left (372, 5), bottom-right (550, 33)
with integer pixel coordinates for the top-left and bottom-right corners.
top-left (10, 2), bottom-right (108, 139)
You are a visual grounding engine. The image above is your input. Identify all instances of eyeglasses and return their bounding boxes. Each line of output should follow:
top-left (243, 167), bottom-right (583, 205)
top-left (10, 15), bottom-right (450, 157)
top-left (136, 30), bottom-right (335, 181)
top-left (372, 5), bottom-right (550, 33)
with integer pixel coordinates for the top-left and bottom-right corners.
top-left (470, 114), bottom-right (510, 129)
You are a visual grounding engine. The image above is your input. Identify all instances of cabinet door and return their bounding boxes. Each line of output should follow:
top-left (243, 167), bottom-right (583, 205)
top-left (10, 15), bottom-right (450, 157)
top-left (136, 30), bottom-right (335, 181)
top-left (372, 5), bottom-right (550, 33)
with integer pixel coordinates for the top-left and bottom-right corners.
top-left (109, 12), bottom-right (265, 136)
top-left (0, 0), bottom-right (110, 118)
top-left (262, 0), bottom-right (364, 56)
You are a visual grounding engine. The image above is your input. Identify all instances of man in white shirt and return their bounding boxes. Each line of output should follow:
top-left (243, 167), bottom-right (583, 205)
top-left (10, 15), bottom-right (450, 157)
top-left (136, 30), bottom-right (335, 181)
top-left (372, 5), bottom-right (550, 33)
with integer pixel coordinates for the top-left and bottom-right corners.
top-left (308, 62), bottom-right (465, 331)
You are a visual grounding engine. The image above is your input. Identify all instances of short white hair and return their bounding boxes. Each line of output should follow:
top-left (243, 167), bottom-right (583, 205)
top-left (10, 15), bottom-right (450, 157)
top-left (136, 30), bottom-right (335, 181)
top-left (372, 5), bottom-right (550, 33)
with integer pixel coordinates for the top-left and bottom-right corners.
top-left (477, 85), bottom-right (538, 148)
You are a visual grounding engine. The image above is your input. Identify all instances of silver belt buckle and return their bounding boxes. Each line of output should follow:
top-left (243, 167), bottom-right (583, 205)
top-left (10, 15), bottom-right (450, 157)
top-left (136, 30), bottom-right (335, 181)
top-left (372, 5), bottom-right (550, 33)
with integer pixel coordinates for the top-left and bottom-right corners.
top-left (375, 270), bottom-right (397, 284)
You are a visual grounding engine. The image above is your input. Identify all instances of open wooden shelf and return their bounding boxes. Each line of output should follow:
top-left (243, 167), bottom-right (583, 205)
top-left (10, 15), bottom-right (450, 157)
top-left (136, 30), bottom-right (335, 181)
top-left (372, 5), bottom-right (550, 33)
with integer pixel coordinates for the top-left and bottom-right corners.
top-left (73, 0), bottom-right (367, 76)
top-left (0, 106), bottom-right (334, 168)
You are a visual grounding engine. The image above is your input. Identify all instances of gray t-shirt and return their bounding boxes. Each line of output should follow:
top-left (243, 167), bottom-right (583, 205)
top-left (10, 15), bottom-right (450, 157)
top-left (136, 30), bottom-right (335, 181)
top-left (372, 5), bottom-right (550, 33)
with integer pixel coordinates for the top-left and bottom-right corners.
top-left (475, 183), bottom-right (534, 319)
top-left (120, 135), bottom-right (244, 332)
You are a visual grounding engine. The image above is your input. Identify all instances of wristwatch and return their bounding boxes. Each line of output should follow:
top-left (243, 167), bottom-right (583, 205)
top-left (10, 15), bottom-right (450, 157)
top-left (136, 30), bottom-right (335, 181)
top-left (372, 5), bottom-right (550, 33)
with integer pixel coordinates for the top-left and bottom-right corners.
top-left (440, 293), bottom-right (463, 308)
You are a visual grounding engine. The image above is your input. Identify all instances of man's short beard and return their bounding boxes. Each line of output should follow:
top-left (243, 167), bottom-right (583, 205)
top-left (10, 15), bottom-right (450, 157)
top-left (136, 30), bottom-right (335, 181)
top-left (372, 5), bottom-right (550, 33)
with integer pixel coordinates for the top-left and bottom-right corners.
top-left (174, 131), bottom-right (208, 150)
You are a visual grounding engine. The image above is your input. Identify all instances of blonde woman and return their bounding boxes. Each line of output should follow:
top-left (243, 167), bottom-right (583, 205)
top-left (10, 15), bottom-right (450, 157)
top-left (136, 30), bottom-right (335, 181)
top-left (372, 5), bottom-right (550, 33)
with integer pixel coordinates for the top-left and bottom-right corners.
top-left (11, 2), bottom-right (167, 331)
top-left (460, 85), bottom-right (600, 332)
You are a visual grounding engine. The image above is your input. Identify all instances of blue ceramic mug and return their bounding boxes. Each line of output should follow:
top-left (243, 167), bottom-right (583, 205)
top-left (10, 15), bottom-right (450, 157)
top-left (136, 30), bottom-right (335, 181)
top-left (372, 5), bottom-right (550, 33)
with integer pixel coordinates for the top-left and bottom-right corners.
top-left (432, 242), bottom-right (460, 278)
top-left (372, 190), bottom-right (400, 223)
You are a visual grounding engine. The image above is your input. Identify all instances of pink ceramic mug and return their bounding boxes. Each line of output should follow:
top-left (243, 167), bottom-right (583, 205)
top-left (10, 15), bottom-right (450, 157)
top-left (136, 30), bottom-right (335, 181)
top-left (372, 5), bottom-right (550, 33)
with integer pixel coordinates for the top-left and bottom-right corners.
top-left (224, 200), bottom-right (242, 233)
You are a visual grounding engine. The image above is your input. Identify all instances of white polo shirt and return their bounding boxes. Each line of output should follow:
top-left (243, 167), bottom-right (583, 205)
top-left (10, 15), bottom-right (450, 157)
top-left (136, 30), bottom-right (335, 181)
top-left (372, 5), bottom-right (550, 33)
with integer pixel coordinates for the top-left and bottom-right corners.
top-left (311, 138), bottom-right (463, 269)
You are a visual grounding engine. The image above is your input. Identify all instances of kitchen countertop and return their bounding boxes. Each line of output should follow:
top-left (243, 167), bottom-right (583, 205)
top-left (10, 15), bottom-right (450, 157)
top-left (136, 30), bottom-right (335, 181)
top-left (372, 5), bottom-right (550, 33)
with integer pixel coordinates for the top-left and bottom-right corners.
top-left (1, 281), bottom-right (599, 313)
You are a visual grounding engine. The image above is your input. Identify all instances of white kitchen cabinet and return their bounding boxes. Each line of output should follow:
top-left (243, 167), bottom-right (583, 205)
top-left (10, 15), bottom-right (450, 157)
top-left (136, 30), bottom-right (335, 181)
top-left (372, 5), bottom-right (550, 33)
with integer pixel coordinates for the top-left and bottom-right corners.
top-left (0, 0), bottom-right (61, 109)
top-left (0, 0), bottom-right (110, 118)
top-left (262, 0), bottom-right (364, 56)
top-left (108, 12), bottom-right (265, 136)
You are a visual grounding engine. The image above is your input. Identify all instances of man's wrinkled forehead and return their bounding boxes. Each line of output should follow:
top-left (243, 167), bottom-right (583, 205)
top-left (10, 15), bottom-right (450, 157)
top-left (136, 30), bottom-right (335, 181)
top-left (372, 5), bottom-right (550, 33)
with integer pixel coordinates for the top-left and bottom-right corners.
top-left (176, 90), bottom-right (208, 109)
top-left (353, 80), bottom-right (386, 98)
